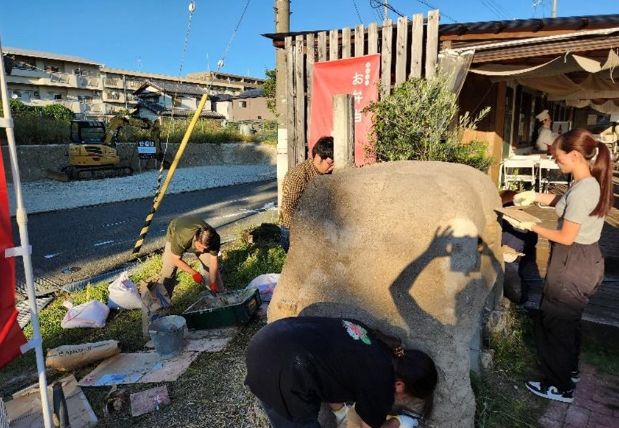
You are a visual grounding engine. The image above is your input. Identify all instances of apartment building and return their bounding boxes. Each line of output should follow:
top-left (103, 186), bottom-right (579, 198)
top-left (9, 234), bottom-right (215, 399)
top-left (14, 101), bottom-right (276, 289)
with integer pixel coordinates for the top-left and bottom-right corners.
top-left (3, 47), bottom-right (264, 120)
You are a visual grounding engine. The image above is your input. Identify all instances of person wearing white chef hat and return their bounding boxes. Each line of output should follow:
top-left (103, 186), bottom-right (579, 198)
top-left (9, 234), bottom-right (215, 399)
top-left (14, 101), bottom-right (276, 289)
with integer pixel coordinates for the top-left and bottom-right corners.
top-left (535, 110), bottom-right (556, 153)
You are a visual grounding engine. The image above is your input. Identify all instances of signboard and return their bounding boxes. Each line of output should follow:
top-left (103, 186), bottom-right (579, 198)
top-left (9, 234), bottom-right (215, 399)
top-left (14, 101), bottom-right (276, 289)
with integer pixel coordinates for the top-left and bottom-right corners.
top-left (309, 54), bottom-right (380, 166)
top-left (137, 140), bottom-right (157, 159)
top-left (0, 142), bottom-right (26, 369)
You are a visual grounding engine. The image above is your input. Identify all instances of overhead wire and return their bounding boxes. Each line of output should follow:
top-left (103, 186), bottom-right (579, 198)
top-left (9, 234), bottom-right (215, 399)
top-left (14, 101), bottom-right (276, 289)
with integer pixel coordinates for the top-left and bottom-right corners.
top-left (487, 0), bottom-right (513, 19)
top-left (412, 0), bottom-right (458, 23)
top-left (132, 0), bottom-right (255, 257)
top-left (351, 0), bottom-right (365, 25)
top-left (480, 0), bottom-right (505, 20)
top-left (369, 0), bottom-right (404, 18)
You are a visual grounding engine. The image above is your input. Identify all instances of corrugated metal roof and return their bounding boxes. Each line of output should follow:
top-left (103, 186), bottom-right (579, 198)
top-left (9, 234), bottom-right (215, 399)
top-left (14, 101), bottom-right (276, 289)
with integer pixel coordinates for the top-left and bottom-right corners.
top-left (3, 46), bottom-right (100, 66)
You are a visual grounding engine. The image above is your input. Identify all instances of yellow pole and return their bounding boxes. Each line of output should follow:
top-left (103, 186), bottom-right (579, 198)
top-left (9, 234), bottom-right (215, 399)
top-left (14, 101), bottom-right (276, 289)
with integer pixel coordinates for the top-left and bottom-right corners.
top-left (131, 93), bottom-right (209, 257)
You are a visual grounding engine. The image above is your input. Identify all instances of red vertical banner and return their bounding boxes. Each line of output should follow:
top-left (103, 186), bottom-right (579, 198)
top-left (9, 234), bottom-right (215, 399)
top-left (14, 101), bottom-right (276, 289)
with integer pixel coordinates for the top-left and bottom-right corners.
top-left (0, 149), bottom-right (25, 369)
top-left (309, 54), bottom-right (380, 166)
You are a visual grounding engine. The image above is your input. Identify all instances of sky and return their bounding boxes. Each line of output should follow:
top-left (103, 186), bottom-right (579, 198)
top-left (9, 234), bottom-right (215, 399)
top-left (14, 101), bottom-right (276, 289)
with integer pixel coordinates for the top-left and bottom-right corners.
top-left (1, 0), bottom-right (618, 80)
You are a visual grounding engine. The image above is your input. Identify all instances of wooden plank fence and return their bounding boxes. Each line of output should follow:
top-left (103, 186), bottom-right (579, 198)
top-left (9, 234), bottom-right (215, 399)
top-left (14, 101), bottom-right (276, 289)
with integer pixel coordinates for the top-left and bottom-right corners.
top-left (284, 10), bottom-right (440, 166)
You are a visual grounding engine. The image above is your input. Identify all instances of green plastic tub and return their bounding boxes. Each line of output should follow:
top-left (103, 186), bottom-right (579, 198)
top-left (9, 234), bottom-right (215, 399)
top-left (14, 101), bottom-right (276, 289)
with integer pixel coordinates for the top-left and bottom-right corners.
top-left (181, 288), bottom-right (261, 330)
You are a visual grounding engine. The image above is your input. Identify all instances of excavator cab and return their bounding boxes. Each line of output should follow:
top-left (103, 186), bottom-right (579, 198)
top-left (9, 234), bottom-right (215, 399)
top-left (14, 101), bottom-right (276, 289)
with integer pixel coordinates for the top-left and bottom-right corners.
top-left (67, 120), bottom-right (121, 168)
top-left (70, 120), bottom-right (107, 144)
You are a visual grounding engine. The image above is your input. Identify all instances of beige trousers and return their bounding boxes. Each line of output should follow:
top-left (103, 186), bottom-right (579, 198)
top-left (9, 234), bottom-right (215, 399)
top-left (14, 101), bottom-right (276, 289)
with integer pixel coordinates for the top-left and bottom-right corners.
top-left (159, 241), bottom-right (223, 298)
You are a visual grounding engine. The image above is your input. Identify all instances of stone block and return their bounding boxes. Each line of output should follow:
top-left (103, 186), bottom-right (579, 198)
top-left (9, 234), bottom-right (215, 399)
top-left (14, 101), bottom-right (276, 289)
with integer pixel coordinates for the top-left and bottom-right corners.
top-left (268, 161), bottom-right (504, 428)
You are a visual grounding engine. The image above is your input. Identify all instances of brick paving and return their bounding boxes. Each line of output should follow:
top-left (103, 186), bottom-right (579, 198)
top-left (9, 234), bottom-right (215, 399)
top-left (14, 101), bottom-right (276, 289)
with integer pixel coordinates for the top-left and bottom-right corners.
top-left (538, 364), bottom-right (619, 428)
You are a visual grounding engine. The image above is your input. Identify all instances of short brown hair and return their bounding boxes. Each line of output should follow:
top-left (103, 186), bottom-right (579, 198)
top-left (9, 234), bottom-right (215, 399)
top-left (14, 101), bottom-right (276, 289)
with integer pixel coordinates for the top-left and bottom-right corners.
top-left (195, 226), bottom-right (220, 253)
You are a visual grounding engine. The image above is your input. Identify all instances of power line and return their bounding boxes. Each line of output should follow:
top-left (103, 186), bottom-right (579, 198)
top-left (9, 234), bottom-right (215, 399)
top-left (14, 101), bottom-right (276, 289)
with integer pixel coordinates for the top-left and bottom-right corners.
top-left (351, 0), bottom-right (364, 24)
top-left (369, 0), bottom-right (404, 18)
top-left (413, 0), bottom-right (458, 23)
top-left (480, 0), bottom-right (505, 20)
top-left (487, 0), bottom-right (513, 19)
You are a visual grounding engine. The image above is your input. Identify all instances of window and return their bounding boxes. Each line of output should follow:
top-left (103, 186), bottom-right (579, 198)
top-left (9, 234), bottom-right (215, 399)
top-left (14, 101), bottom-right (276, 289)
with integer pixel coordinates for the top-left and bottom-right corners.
top-left (45, 65), bottom-right (60, 73)
top-left (33, 91), bottom-right (40, 99)
top-left (54, 93), bottom-right (63, 100)
top-left (257, 115), bottom-right (262, 119)
top-left (239, 100), bottom-right (247, 108)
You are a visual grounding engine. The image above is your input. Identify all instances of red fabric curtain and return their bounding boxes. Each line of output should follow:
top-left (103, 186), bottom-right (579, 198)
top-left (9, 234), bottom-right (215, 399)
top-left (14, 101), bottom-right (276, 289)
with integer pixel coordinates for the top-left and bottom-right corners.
top-left (308, 54), bottom-right (380, 166)
top-left (0, 148), bottom-right (25, 369)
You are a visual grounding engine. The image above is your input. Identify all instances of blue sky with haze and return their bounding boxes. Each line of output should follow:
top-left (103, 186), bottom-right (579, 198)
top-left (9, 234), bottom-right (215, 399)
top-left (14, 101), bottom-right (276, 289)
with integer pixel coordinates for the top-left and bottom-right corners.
top-left (1, 0), bottom-right (617, 79)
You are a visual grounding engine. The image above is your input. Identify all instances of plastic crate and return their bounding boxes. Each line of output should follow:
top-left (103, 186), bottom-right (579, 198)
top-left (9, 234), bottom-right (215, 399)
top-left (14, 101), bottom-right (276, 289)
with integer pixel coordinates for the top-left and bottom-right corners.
top-left (181, 288), bottom-right (261, 330)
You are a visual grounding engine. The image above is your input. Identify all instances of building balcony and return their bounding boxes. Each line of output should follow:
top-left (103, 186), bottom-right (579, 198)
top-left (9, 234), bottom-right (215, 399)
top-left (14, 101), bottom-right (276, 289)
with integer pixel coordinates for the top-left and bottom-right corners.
top-left (10, 68), bottom-right (48, 79)
top-left (103, 77), bottom-right (124, 88)
top-left (77, 76), bottom-right (102, 89)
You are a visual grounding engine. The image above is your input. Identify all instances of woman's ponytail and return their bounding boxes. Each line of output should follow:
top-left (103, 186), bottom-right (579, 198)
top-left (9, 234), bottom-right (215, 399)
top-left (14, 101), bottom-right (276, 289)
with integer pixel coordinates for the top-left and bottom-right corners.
top-left (590, 141), bottom-right (614, 217)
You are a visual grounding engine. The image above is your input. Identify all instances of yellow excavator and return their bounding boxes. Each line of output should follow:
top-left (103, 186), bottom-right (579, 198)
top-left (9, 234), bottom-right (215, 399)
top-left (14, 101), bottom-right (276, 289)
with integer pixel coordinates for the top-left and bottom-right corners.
top-left (48, 115), bottom-right (164, 181)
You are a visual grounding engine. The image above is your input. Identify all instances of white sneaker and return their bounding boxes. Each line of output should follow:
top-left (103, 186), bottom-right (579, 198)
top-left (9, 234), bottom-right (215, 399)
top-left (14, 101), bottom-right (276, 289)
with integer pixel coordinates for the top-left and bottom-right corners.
top-left (525, 380), bottom-right (574, 403)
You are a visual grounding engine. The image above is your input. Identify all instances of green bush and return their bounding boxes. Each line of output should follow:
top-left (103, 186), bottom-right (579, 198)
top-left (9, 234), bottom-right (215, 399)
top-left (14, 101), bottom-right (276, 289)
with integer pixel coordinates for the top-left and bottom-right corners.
top-left (1, 100), bottom-right (72, 144)
top-left (364, 76), bottom-right (492, 171)
top-left (119, 118), bottom-right (259, 145)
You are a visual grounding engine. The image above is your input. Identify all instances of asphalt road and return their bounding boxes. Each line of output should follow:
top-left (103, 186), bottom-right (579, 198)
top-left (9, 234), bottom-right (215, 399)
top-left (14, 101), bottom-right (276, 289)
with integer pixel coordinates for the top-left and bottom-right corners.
top-left (12, 179), bottom-right (278, 291)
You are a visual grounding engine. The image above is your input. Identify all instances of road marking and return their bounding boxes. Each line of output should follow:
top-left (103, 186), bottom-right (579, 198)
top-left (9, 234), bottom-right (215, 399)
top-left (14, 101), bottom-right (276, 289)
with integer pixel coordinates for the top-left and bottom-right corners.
top-left (44, 252), bottom-right (62, 259)
top-left (103, 221), bottom-right (126, 227)
top-left (94, 240), bottom-right (115, 247)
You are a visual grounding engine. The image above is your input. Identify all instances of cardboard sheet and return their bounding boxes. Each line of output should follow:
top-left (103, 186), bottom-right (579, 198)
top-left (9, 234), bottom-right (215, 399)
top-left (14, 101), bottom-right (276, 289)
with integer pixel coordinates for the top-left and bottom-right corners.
top-left (6, 375), bottom-right (97, 428)
top-left (144, 327), bottom-right (237, 353)
top-left (78, 352), bottom-right (198, 387)
top-left (495, 207), bottom-right (542, 224)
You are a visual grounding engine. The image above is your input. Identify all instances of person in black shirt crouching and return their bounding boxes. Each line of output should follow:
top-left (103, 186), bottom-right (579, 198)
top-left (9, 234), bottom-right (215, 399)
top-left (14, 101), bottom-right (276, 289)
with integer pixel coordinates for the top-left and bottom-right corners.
top-left (245, 316), bottom-right (438, 428)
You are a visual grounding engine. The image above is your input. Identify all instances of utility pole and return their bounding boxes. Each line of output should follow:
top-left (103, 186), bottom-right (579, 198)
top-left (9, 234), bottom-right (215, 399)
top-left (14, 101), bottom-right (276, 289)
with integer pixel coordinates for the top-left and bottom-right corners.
top-left (383, 0), bottom-right (389, 21)
top-left (551, 0), bottom-right (558, 18)
top-left (275, 0), bottom-right (290, 209)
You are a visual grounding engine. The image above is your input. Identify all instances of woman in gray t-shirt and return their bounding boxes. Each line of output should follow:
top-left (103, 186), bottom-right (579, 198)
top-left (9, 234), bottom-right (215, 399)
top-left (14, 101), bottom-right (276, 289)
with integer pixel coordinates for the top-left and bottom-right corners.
top-left (506, 129), bottom-right (614, 404)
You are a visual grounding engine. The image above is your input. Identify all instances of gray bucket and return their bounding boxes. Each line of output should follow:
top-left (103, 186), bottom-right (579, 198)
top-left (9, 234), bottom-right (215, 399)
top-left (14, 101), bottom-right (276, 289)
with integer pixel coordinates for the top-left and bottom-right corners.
top-left (149, 315), bottom-right (186, 357)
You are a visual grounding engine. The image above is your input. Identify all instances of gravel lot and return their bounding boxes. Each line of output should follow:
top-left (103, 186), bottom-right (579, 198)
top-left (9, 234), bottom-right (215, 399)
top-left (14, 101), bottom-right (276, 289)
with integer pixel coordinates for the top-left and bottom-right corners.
top-left (7, 164), bottom-right (276, 215)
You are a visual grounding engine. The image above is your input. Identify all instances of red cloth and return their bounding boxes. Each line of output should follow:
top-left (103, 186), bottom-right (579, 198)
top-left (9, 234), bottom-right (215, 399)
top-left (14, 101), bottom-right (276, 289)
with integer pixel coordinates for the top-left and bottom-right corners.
top-left (308, 54), bottom-right (380, 166)
top-left (0, 147), bottom-right (26, 369)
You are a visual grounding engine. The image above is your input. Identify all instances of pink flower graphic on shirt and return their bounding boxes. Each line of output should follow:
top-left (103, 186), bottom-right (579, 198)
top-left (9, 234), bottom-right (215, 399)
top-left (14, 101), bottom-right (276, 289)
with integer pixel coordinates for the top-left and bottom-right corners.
top-left (342, 320), bottom-right (372, 345)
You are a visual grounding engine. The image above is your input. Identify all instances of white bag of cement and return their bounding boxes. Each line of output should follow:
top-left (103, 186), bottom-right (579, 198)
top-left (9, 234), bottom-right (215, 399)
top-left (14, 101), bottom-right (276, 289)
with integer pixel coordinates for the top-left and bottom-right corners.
top-left (61, 300), bottom-right (110, 329)
top-left (246, 273), bottom-right (280, 302)
top-left (46, 340), bottom-right (120, 371)
top-left (108, 271), bottom-right (142, 310)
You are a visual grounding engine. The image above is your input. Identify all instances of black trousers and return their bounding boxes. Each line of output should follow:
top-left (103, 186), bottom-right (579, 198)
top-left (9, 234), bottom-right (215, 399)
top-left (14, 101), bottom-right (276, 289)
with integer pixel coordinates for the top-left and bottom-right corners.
top-left (536, 242), bottom-right (604, 391)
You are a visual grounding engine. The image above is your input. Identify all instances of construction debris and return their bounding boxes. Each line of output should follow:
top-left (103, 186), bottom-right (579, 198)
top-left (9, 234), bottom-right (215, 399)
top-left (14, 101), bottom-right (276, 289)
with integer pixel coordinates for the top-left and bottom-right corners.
top-left (46, 340), bottom-right (120, 371)
top-left (5, 375), bottom-right (97, 428)
top-left (130, 386), bottom-right (171, 417)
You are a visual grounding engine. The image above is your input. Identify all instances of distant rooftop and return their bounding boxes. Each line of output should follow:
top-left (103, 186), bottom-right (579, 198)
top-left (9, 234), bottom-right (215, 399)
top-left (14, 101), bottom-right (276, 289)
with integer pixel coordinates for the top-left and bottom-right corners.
top-left (3, 46), bottom-right (100, 66)
top-left (134, 80), bottom-right (209, 96)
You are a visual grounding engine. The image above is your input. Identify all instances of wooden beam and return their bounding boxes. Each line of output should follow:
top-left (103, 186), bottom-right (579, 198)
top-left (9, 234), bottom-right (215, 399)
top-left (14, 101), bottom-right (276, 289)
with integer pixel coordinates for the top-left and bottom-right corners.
top-left (441, 29), bottom-right (584, 42)
top-left (294, 36), bottom-right (306, 165)
top-left (306, 33), bottom-right (315, 143)
top-left (368, 23), bottom-right (379, 54)
top-left (381, 19), bottom-right (393, 97)
top-left (395, 16), bottom-right (408, 85)
top-left (410, 13), bottom-right (424, 78)
top-left (317, 31), bottom-right (328, 62)
top-left (329, 29), bottom-right (339, 61)
top-left (355, 24), bottom-right (365, 57)
top-left (425, 10), bottom-right (439, 78)
top-left (285, 36), bottom-right (297, 167)
top-left (472, 36), bottom-right (619, 63)
top-left (342, 27), bottom-right (352, 58)
top-left (333, 94), bottom-right (355, 170)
